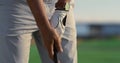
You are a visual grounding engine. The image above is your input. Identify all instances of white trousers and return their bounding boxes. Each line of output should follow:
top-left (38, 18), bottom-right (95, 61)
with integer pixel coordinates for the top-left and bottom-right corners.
top-left (0, 7), bottom-right (77, 63)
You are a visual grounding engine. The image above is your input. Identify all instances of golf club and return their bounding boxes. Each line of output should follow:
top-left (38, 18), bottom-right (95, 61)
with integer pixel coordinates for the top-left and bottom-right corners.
top-left (53, 43), bottom-right (58, 63)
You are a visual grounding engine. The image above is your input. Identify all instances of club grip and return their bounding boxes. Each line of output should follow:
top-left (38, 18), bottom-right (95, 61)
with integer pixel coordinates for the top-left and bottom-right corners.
top-left (54, 43), bottom-right (58, 63)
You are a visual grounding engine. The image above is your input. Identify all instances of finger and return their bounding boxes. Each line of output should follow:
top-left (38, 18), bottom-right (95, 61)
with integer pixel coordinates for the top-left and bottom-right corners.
top-left (54, 37), bottom-right (63, 53)
top-left (47, 41), bottom-right (54, 60)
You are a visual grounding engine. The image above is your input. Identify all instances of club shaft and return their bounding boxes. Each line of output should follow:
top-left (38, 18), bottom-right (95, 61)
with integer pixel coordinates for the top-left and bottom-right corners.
top-left (54, 44), bottom-right (58, 63)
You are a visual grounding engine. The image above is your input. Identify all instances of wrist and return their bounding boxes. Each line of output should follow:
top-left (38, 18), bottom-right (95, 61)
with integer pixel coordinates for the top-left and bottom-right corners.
top-left (55, 2), bottom-right (70, 11)
top-left (40, 25), bottom-right (52, 32)
top-left (57, 0), bottom-right (70, 3)
top-left (55, 2), bottom-right (66, 9)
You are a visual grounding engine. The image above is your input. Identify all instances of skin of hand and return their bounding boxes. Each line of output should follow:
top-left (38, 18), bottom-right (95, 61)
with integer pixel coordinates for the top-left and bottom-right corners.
top-left (55, 0), bottom-right (70, 9)
top-left (27, 0), bottom-right (63, 60)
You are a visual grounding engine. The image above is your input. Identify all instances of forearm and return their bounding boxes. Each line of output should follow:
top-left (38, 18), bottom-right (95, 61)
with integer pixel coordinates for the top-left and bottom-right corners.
top-left (27, 0), bottom-right (51, 32)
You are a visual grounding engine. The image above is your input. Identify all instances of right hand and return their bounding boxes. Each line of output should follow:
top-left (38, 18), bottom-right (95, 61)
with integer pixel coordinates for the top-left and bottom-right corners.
top-left (40, 27), bottom-right (63, 60)
top-left (55, 0), bottom-right (70, 9)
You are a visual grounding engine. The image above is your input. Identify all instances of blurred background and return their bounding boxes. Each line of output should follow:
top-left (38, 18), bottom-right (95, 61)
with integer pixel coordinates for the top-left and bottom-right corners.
top-left (29, 0), bottom-right (120, 63)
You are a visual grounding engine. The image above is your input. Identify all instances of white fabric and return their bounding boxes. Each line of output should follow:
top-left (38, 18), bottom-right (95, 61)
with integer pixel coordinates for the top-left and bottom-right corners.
top-left (0, 0), bottom-right (74, 36)
top-left (0, 33), bottom-right (32, 63)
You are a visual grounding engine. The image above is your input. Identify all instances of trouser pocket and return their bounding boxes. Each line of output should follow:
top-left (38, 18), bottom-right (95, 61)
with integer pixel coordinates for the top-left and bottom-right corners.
top-left (50, 10), bottom-right (68, 36)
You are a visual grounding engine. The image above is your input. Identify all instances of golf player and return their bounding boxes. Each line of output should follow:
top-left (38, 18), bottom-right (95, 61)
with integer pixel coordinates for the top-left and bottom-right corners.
top-left (0, 0), bottom-right (77, 63)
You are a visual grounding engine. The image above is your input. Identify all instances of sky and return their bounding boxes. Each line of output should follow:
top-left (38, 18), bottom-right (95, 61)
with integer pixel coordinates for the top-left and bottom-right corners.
top-left (74, 0), bottom-right (120, 23)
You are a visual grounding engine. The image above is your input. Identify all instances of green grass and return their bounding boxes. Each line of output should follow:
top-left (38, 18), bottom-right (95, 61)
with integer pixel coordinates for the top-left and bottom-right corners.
top-left (29, 38), bottom-right (120, 63)
top-left (78, 39), bottom-right (120, 63)
top-left (29, 45), bottom-right (41, 63)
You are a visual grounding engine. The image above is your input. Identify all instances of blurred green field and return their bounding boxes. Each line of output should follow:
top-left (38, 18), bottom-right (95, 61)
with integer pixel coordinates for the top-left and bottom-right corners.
top-left (29, 38), bottom-right (120, 63)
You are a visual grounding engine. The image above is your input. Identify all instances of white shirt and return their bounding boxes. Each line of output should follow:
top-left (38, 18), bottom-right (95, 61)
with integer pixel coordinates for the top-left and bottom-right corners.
top-left (0, 0), bottom-right (74, 36)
